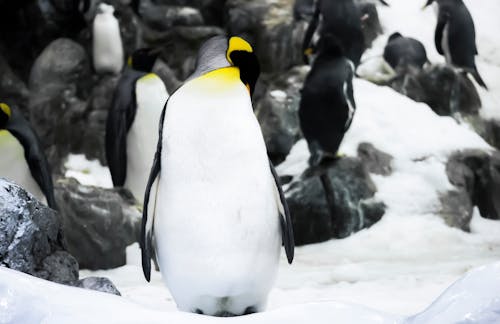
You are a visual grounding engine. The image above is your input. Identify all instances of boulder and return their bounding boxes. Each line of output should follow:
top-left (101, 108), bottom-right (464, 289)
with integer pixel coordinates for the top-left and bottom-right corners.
top-left (357, 142), bottom-right (393, 176)
top-left (255, 66), bottom-right (309, 164)
top-left (389, 64), bottom-right (481, 117)
top-left (0, 178), bottom-right (78, 285)
top-left (445, 150), bottom-right (500, 229)
top-left (54, 178), bottom-right (141, 270)
top-left (139, 0), bottom-right (204, 31)
top-left (286, 157), bottom-right (385, 245)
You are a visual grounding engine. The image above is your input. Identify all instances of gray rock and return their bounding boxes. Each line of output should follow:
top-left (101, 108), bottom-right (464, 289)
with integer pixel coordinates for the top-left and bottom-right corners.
top-left (255, 66), bottom-right (309, 164)
top-left (357, 143), bottom-right (393, 176)
top-left (77, 277), bottom-right (121, 296)
top-left (286, 158), bottom-right (385, 245)
top-left (472, 118), bottom-right (500, 152)
top-left (0, 178), bottom-right (79, 285)
top-left (152, 58), bottom-right (183, 93)
top-left (140, 0), bottom-right (204, 31)
top-left (54, 178), bottom-right (141, 270)
top-left (154, 0), bottom-right (226, 25)
top-left (444, 150), bottom-right (500, 229)
top-left (356, 1), bottom-right (383, 49)
top-left (0, 54), bottom-right (30, 117)
top-left (389, 64), bottom-right (481, 117)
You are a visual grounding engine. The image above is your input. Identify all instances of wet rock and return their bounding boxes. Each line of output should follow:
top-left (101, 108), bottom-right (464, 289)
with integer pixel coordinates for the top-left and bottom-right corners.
top-left (77, 277), bottom-right (121, 296)
top-left (389, 64), bottom-right (481, 117)
top-left (154, 0), bottom-right (226, 26)
top-left (255, 66), bottom-right (309, 164)
top-left (445, 150), bottom-right (500, 228)
top-left (286, 158), bottom-right (385, 245)
top-left (140, 0), bottom-right (204, 31)
top-left (54, 178), bottom-right (141, 270)
top-left (357, 142), bottom-right (393, 176)
top-left (0, 178), bottom-right (79, 285)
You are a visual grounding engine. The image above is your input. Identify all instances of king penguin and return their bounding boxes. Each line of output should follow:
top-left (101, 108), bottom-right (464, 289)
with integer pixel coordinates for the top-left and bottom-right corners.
top-left (105, 48), bottom-right (169, 204)
top-left (302, 0), bottom-right (365, 67)
top-left (424, 0), bottom-right (487, 89)
top-left (92, 3), bottom-right (124, 74)
top-left (0, 103), bottom-right (56, 209)
top-left (141, 36), bottom-right (294, 317)
top-left (299, 34), bottom-right (356, 167)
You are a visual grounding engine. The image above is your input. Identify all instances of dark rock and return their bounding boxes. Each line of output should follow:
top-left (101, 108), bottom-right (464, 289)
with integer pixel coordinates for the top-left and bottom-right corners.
top-left (77, 277), bottom-right (121, 296)
top-left (293, 0), bottom-right (314, 21)
top-left (154, 0), bottom-right (226, 26)
top-left (140, 0), bottom-right (204, 31)
top-left (0, 178), bottom-right (79, 285)
top-left (255, 66), bottom-right (309, 164)
top-left (286, 158), bottom-right (385, 245)
top-left (54, 178), bottom-right (141, 270)
top-left (389, 64), bottom-right (481, 117)
top-left (472, 118), bottom-right (500, 152)
top-left (153, 58), bottom-right (183, 93)
top-left (357, 143), bottom-right (393, 176)
top-left (445, 150), bottom-right (500, 227)
top-left (356, 1), bottom-right (383, 49)
top-left (439, 190), bottom-right (473, 231)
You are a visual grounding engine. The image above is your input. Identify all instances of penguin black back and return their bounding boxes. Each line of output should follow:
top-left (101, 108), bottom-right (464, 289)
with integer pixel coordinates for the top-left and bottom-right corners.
top-left (303, 0), bottom-right (365, 66)
top-left (299, 35), bottom-right (356, 166)
top-left (383, 32), bottom-right (428, 71)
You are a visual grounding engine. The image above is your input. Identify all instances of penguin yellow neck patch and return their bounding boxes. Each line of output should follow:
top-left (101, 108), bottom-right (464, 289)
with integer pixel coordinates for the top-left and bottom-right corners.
top-left (0, 103), bottom-right (11, 118)
top-left (226, 37), bottom-right (253, 65)
top-left (190, 67), bottom-right (243, 95)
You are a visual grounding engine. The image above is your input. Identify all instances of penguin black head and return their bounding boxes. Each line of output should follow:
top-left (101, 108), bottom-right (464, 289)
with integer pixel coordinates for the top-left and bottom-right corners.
top-left (226, 36), bottom-right (260, 97)
top-left (388, 32), bottom-right (403, 42)
top-left (128, 48), bottom-right (160, 72)
top-left (191, 36), bottom-right (260, 97)
top-left (0, 103), bottom-right (11, 129)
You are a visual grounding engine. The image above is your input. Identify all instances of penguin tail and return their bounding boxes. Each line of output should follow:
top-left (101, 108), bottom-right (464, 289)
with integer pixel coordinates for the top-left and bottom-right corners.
top-left (469, 67), bottom-right (488, 90)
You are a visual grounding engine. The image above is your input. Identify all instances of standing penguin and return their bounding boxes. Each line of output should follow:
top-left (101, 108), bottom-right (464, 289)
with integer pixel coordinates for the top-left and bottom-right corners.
top-left (299, 34), bottom-right (356, 167)
top-left (105, 48), bottom-right (168, 204)
top-left (302, 0), bottom-right (365, 67)
top-left (383, 32), bottom-right (428, 72)
top-left (141, 36), bottom-right (294, 316)
top-left (0, 103), bottom-right (56, 209)
top-left (92, 3), bottom-right (124, 74)
top-left (424, 0), bottom-right (487, 89)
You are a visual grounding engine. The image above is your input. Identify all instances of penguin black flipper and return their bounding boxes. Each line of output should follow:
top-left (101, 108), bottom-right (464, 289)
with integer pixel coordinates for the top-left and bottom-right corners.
top-left (435, 10), bottom-right (449, 56)
top-left (105, 69), bottom-right (144, 187)
top-left (269, 160), bottom-right (294, 264)
top-left (141, 100), bottom-right (167, 282)
top-left (7, 109), bottom-right (57, 210)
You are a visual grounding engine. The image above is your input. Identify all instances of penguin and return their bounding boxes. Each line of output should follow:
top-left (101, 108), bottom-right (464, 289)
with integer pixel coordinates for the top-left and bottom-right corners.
top-left (383, 32), bottom-right (428, 72)
top-left (0, 103), bottom-right (56, 209)
top-left (302, 0), bottom-right (365, 66)
top-left (141, 36), bottom-right (294, 317)
top-left (299, 34), bottom-right (356, 167)
top-left (105, 48), bottom-right (169, 204)
top-left (92, 3), bottom-right (124, 74)
top-left (424, 0), bottom-right (487, 89)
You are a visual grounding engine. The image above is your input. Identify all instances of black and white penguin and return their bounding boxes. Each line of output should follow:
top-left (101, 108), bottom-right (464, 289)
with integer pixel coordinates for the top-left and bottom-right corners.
top-left (383, 32), bottom-right (428, 72)
top-left (424, 0), bottom-right (487, 89)
top-left (0, 103), bottom-right (56, 209)
top-left (105, 48), bottom-right (168, 204)
top-left (302, 0), bottom-right (365, 66)
top-left (299, 34), bottom-right (356, 166)
top-left (92, 2), bottom-right (124, 74)
top-left (141, 36), bottom-right (294, 316)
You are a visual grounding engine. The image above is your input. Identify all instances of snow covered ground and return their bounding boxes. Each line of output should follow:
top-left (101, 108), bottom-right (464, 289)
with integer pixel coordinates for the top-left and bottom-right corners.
top-left (5, 0), bottom-right (499, 322)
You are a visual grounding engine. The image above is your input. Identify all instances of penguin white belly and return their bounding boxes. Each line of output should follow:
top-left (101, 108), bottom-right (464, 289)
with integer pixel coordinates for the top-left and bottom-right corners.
top-left (0, 130), bottom-right (46, 204)
top-left (154, 68), bottom-right (281, 315)
top-left (442, 23), bottom-right (452, 64)
top-left (92, 4), bottom-right (124, 74)
top-left (125, 74), bottom-right (168, 204)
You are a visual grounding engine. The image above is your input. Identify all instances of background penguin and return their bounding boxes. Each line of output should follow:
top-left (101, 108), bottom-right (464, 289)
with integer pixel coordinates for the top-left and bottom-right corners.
top-left (424, 0), bottom-right (488, 89)
top-left (299, 34), bottom-right (356, 167)
top-left (0, 103), bottom-right (56, 209)
top-left (302, 0), bottom-right (365, 67)
top-left (383, 32), bottom-right (428, 73)
top-left (92, 2), bottom-right (124, 74)
top-left (105, 48), bottom-right (168, 204)
top-left (141, 36), bottom-right (294, 317)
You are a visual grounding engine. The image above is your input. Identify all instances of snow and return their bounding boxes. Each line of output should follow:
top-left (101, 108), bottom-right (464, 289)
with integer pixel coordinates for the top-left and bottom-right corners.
top-left (64, 154), bottom-right (113, 188)
top-left (1, 261), bottom-right (499, 323)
